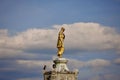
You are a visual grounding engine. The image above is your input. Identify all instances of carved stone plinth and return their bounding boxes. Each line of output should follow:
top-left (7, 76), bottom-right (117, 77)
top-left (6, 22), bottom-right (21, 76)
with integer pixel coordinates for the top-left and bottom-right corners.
top-left (53, 58), bottom-right (69, 72)
top-left (43, 58), bottom-right (79, 80)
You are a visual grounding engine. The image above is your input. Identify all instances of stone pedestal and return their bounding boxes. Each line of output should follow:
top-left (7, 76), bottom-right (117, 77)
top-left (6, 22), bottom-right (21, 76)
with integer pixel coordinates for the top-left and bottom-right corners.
top-left (43, 58), bottom-right (79, 80)
top-left (53, 58), bottom-right (69, 72)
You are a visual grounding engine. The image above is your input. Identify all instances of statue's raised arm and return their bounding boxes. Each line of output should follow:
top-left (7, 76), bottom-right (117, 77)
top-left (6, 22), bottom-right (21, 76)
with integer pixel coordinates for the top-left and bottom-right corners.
top-left (57, 27), bottom-right (65, 58)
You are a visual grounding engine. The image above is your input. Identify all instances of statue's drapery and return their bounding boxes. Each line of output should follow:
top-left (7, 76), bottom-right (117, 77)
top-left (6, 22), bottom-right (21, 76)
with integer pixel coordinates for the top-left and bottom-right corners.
top-left (57, 27), bottom-right (65, 58)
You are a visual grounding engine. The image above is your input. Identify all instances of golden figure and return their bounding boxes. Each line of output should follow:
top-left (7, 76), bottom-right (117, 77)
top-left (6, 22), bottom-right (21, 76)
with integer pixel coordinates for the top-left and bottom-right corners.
top-left (57, 27), bottom-right (65, 58)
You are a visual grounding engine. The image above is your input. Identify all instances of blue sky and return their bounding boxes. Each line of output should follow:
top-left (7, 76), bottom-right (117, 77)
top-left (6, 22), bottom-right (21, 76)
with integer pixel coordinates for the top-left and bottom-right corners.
top-left (0, 0), bottom-right (120, 80)
top-left (1, 0), bottom-right (120, 31)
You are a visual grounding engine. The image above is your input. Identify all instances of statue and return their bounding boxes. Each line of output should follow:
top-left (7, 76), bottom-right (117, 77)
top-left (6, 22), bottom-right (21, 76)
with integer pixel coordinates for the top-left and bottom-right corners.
top-left (57, 27), bottom-right (65, 58)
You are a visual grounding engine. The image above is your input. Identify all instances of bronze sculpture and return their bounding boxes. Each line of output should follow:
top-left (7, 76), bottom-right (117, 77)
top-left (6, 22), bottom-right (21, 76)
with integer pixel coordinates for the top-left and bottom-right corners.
top-left (57, 27), bottom-right (65, 58)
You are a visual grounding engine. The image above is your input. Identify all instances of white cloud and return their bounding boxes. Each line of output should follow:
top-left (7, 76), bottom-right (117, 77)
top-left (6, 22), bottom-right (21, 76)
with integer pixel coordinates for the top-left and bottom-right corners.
top-left (68, 59), bottom-right (85, 69)
top-left (0, 29), bottom-right (8, 37)
top-left (0, 48), bottom-right (22, 58)
top-left (0, 22), bottom-right (120, 59)
top-left (16, 60), bottom-right (53, 70)
top-left (0, 48), bottom-right (40, 59)
top-left (86, 59), bottom-right (111, 67)
top-left (63, 23), bottom-right (120, 51)
top-left (0, 29), bottom-right (8, 47)
top-left (114, 58), bottom-right (120, 64)
top-left (1, 22), bottom-right (120, 50)
top-left (16, 58), bottom-right (111, 71)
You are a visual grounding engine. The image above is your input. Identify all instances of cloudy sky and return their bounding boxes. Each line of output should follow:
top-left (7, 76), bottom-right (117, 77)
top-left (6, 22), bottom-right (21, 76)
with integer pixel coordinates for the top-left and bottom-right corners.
top-left (0, 0), bottom-right (120, 80)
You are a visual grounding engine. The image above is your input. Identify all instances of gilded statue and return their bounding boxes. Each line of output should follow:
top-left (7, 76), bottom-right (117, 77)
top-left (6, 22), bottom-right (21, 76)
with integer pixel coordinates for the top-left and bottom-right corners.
top-left (57, 27), bottom-right (65, 58)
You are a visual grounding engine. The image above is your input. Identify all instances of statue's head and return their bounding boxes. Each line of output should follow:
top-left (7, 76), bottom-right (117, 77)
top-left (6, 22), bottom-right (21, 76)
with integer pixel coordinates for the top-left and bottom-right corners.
top-left (61, 27), bottom-right (65, 32)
